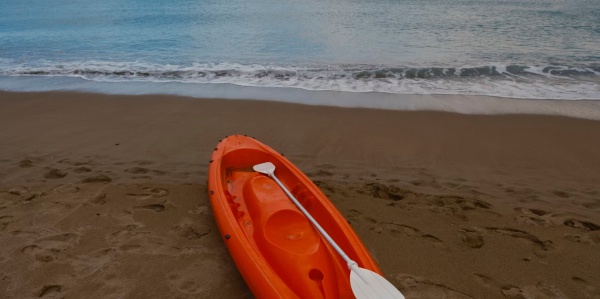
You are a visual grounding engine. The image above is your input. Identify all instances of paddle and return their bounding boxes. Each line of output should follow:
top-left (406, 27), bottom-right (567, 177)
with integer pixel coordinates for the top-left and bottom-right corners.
top-left (253, 162), bottom-right (405, 299)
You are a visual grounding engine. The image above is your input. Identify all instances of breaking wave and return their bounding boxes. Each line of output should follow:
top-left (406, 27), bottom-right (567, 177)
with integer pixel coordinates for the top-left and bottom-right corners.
top-left (1, 60), bottom-right (599, 99)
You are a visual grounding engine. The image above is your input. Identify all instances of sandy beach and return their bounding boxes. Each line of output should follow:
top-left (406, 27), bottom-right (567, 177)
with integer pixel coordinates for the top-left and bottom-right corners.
top-left (0, 91), bottom-right (599, 299)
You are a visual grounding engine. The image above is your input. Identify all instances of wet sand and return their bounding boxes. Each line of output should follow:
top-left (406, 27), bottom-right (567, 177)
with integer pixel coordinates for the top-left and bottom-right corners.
top-left (0, 91), bottom-right (599, 298)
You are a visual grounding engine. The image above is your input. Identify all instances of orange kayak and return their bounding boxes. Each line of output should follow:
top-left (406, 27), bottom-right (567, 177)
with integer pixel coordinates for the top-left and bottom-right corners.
top-left (208, 135), bottom-right (382, 298)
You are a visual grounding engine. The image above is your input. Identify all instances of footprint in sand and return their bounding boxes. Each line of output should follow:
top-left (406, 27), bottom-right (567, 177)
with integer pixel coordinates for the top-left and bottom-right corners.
top-left (362, 182), bottom-right (494, 220)
top-left (37, 285), bottom-right (62, 298)
top-left (363, 182), bottom-right (410, 201)
top-left (312, 180), bottom-right (336, 195)
top-left (459, 229), bottom-right (485, 249)
top-left (124, 186), bottom-right (170, 212)
top-left (171, 218), bottom-right (211, 240)
top-left (126, 186), bottom-right (169, 200)
top-left (106, 226), bottom-right (145, 253)
top-left (371, 222), bottom-right (446, 249)
top-left (305, 164), bottom-right (336, 178)
top-left (485, 227), bottom-right (554, 257)
top-left (88, 193), bottom-right (107, 205)
top-left (7, 186), bottom-right (39, 201)
top-left (428, 195), bottom-right (493, 221)
top-left (188, 204), bottom-right (211, 215)
top-left (514, 207), bottom-right (557, 227)
top-left (44, 168), bottom-right (68, 179)
top-left (371, 222), bottom-right (420, 237)
top-left (515, 208), bottom-right (600, 233)
top-left (23, 232), bottom-right (81, 263)
top-left (395, 274), bottom-right (474, 299)
top-left (345, 209), bottom-right (377, 225)
top-left (21, 244), bottom-right (42, 254)
top-left (7, 186), bottom-right (27, 196)
top-left (563, 219), bottom-right (599, 231)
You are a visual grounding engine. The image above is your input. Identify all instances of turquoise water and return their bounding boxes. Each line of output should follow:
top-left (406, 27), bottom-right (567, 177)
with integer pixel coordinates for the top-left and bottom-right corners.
top-left (1, 0), bottom-right (599, 100)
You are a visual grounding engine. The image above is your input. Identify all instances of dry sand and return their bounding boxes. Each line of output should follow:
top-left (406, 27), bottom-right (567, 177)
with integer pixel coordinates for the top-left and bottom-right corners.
top-left (0, 91), bottom-right (599, 299)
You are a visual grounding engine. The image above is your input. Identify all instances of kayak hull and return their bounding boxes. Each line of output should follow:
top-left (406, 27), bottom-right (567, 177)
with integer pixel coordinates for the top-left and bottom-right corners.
top-left (208, 135), bottom-right (382, 298)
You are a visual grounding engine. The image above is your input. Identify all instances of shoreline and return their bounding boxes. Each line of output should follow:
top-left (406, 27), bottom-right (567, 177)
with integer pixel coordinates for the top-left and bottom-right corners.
top-left (2, 77), bottom-right (600, 120)
top-left (1, 91), bottom-right (599, 298)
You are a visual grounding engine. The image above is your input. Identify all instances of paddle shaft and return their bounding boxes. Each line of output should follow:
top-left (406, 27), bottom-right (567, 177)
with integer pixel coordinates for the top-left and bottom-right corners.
top-left (268, 172), bottom-right (354, 266)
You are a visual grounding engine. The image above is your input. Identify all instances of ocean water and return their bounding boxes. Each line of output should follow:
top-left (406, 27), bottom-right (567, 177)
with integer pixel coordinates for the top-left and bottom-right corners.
top-left (1, 0), bottom-right (600, 105)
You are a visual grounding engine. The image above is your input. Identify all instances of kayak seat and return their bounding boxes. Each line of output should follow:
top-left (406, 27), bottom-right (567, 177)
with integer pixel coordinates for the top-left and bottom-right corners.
top-left (244, 175), bottom-right (320, 255)
top-left (264, 209), bottom-right (320, 254)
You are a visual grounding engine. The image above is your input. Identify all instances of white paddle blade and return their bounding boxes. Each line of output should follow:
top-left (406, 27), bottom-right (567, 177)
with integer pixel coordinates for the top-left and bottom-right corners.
top-left (253, 162), bottom-right (275, 175)
top-left (350, 267), bottom-right (405, 299)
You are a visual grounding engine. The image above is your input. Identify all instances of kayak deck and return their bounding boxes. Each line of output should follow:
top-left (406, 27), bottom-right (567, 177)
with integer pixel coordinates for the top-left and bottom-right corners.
top-left (209, 135), bottom-right (381, 298)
